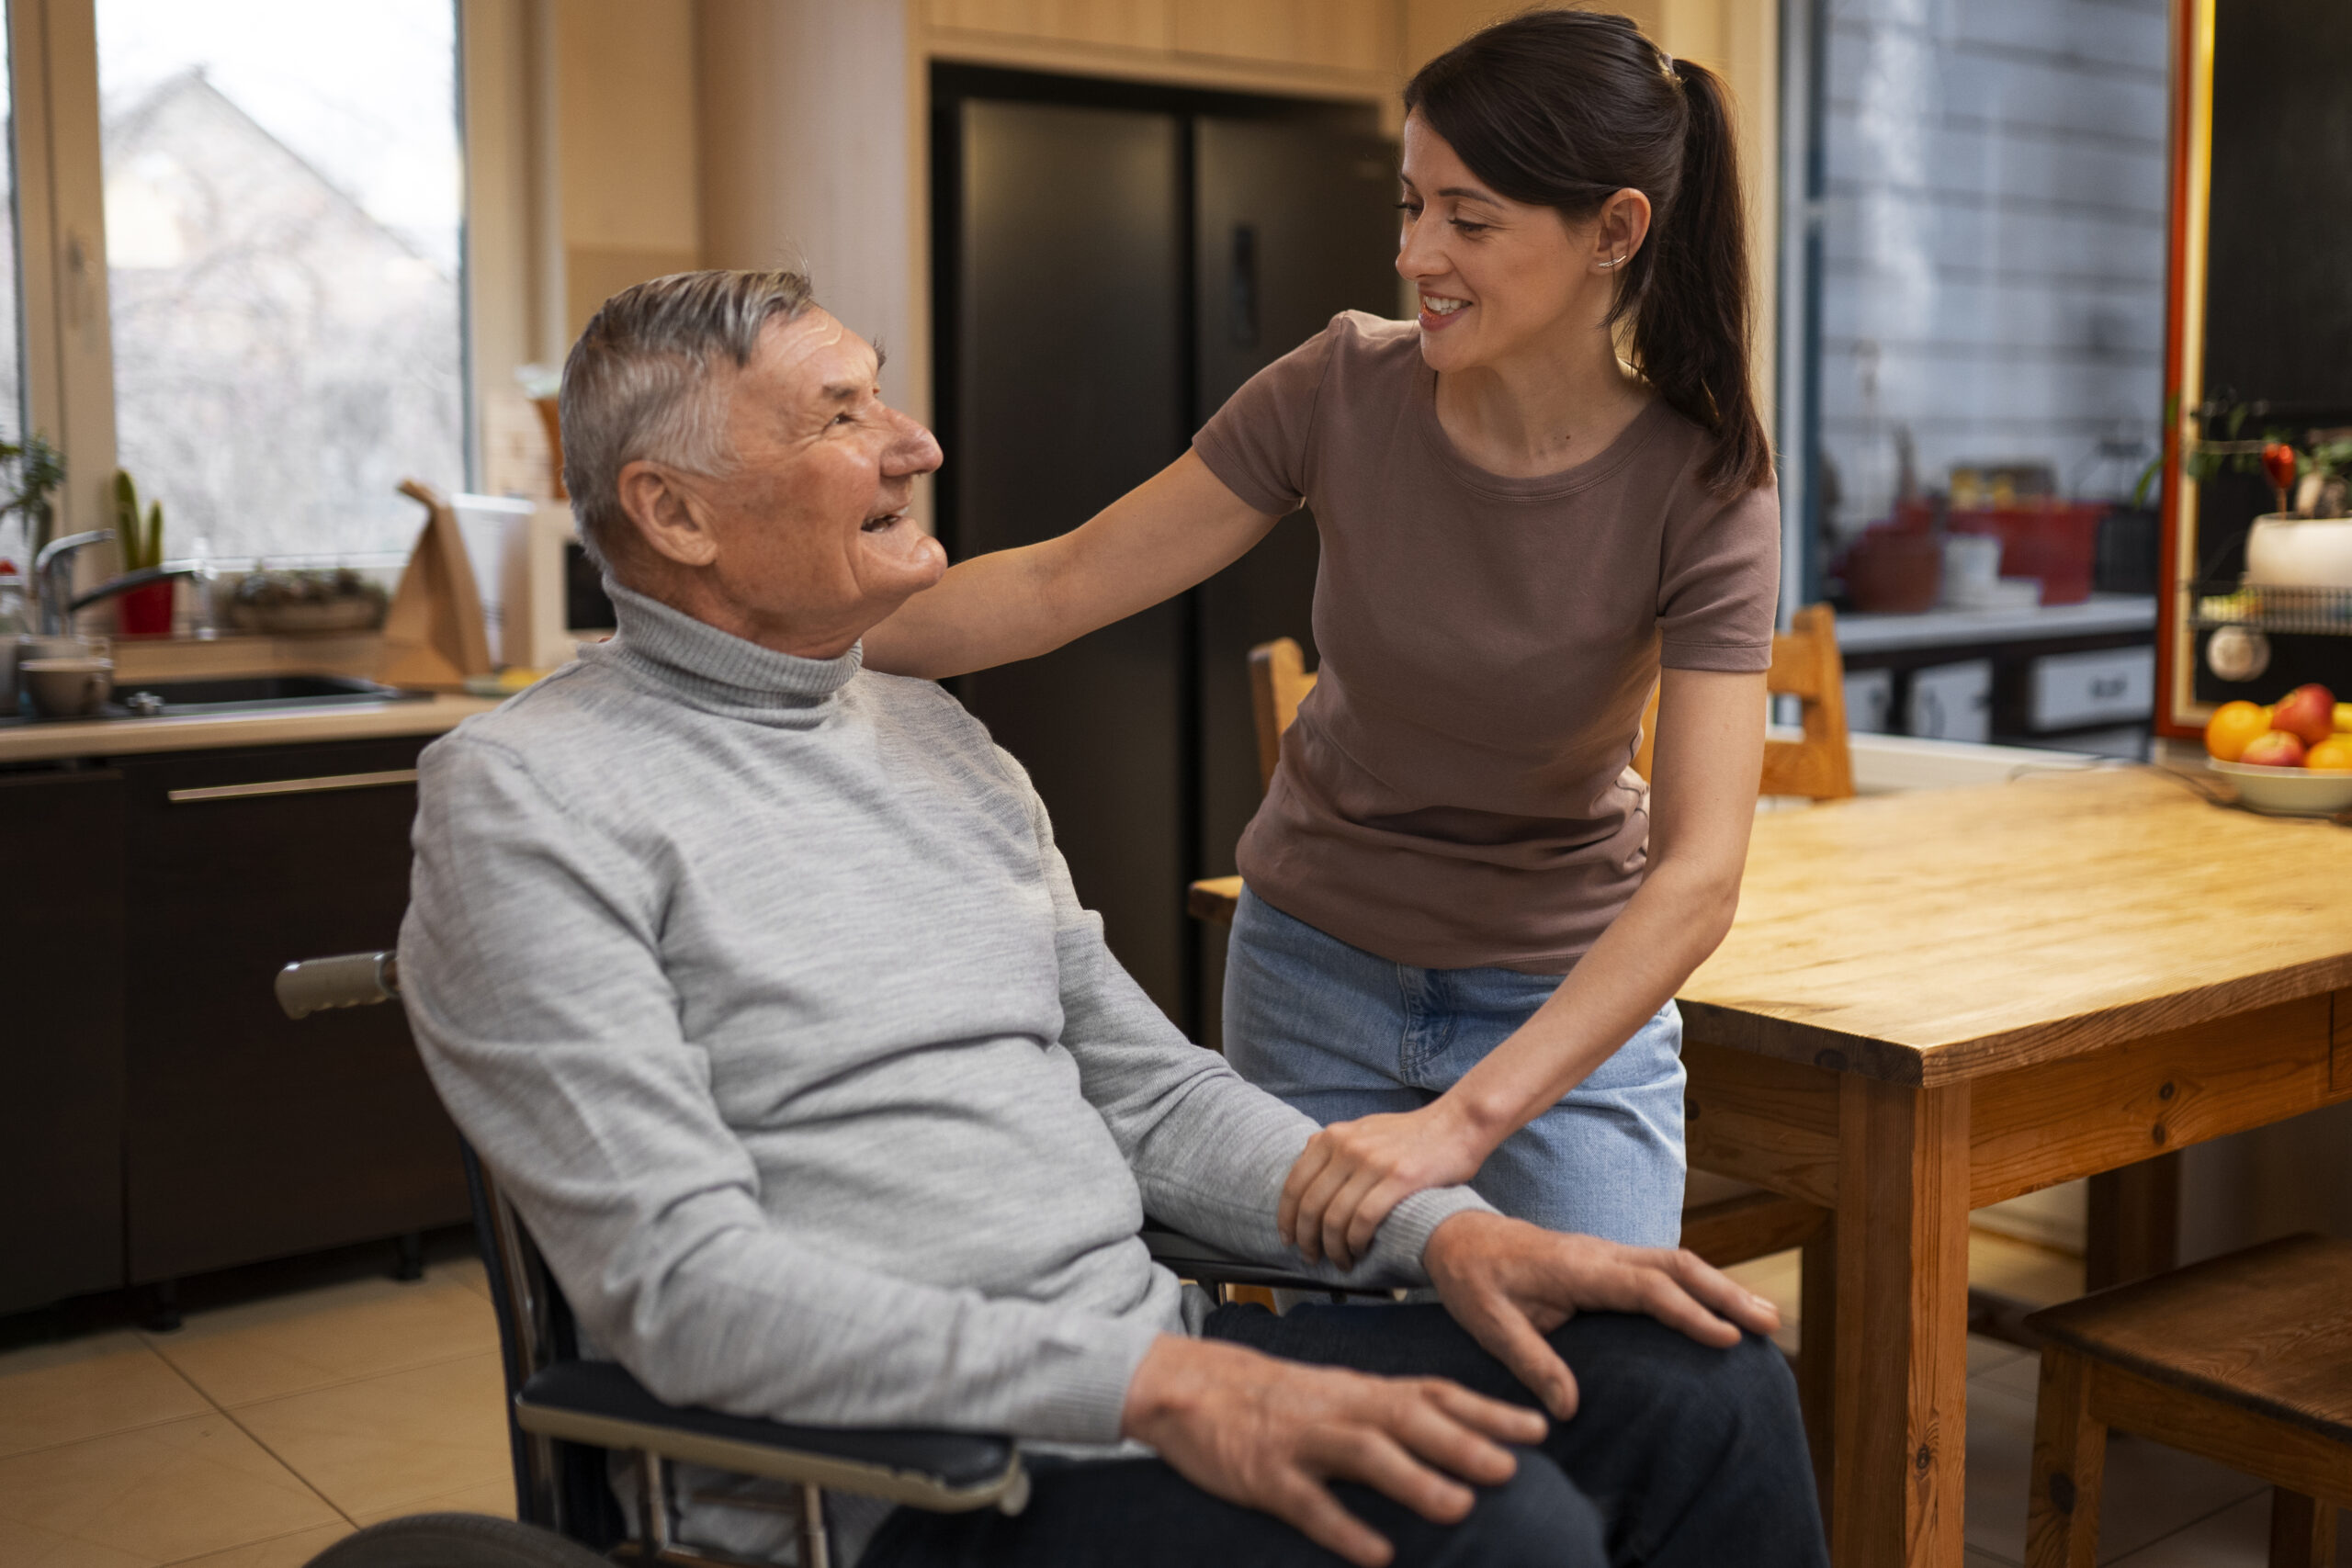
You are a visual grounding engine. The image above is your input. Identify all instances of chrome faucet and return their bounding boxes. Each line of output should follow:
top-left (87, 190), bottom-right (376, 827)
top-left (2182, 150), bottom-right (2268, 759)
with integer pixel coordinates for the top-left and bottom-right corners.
top-left (31, 529), bottom-right (199, 635)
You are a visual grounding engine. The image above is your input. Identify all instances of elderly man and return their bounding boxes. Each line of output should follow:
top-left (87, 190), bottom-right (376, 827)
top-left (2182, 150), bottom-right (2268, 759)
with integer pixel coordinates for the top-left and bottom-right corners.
top-left (401, 270), bottom-right (1827, 1568)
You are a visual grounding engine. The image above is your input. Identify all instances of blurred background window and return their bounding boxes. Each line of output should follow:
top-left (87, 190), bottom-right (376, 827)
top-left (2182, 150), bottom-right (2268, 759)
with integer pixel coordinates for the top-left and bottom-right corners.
top-left (0, 27), bottom-right (19, 453)
top-left (97, 0), bottom-right (464, 567)
top-left (1787, 0), bottom-right (2173, 752)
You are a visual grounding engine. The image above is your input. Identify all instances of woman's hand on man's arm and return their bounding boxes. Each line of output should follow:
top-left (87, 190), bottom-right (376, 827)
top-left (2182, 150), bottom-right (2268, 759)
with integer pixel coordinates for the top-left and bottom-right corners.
top-left (861, 449), bottom-right (1282, 678)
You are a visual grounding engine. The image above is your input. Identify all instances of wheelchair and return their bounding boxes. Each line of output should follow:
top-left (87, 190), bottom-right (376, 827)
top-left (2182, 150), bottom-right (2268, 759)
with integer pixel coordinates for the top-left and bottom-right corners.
top-left (276, 952), bottom-right (1374, 1568)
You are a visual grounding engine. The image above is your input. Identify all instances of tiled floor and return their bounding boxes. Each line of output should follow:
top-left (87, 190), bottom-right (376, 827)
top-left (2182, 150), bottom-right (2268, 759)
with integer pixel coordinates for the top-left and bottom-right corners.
top-left (3, 1231), bottom-right (2340, 1565)
top-left (1727, 1231), bottom-right (2351, 1567)
top-left (0, 1254), bottom-right (510, 1567)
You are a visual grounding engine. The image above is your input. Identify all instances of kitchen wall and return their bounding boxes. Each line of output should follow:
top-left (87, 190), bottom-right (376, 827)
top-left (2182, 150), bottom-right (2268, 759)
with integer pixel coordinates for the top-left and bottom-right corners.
top-left (462, 0), bottom-right (1782, 488)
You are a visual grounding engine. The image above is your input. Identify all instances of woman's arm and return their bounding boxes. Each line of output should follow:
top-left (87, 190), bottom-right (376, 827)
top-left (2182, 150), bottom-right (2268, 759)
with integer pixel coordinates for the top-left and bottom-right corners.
top-left (864, 450), bottom-right (1283, 678)
top-left (1278, 667), bottom-right (1770, 1267)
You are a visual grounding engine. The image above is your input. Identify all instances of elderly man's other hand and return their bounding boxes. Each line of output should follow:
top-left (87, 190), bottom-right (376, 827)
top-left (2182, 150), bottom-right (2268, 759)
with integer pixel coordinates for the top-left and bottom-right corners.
top-left (1120, 1334), bottom-right (1545, 1568)
top-left (1421, 1211), bottom-right (1780, 1419)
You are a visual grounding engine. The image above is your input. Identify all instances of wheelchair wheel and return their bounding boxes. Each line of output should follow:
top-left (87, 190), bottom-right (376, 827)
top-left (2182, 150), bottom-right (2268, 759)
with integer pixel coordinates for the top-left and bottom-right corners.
top-left (305, 1513), bottom-right (610, 1568)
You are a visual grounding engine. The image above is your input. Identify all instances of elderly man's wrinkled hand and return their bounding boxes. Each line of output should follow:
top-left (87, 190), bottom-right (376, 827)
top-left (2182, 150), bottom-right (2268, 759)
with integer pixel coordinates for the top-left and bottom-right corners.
top-left (1119, 1334), bottom-right (1545, 1568)
top-left (1420, 1212), bottom-right (1780, 1419)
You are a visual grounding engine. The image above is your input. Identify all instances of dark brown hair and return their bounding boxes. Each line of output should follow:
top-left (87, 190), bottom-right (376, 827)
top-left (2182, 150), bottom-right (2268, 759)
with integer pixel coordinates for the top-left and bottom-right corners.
top-left (1404, 9), bottom-right (1771, 495)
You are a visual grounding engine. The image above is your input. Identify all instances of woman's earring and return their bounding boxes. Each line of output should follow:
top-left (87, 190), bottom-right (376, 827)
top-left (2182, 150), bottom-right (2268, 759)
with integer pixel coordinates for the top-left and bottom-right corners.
top-left (1599, 253), bottom-right (1625, 270)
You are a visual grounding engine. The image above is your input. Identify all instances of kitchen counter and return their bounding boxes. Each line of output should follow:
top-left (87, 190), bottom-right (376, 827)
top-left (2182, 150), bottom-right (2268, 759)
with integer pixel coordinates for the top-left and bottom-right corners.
top-left (0, 693), bottom-right (499, 764)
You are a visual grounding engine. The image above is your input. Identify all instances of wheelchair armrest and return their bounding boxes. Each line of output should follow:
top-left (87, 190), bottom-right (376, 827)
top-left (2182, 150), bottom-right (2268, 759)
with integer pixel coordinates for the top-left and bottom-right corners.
top-left (1140, 1224), bottom-right (1392, 1298)
top-left (513, 1360), bottom-right (1024, 1513)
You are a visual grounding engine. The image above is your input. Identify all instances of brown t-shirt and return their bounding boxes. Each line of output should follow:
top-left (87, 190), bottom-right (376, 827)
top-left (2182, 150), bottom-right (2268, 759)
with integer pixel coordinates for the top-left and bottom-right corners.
top-left (1193, 312), bottom-right (1781, 974)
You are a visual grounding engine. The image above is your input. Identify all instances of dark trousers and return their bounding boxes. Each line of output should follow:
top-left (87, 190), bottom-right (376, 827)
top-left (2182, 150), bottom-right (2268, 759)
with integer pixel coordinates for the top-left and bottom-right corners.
top-left (862, 1303), bottom-right (1829, 1567)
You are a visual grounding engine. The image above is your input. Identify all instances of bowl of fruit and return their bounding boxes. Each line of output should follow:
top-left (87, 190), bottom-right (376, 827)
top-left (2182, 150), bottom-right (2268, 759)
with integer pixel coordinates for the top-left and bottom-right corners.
top-left (2204, 682), bottom-right (2352, 816)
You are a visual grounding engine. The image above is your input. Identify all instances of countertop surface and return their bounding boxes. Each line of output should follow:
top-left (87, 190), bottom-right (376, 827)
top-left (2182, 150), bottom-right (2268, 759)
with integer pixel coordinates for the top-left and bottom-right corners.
top-left (0, 693), bottom-right (499, 763)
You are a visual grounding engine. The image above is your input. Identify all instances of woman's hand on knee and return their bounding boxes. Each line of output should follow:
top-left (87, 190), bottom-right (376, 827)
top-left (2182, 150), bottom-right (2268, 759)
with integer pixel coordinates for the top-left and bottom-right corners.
top-left (1421, 1213), bottom-right (1782, 1417)
top-left (1280, 1100), bottom-right (1492, 1269)
top-left (1120, 1334), bottom-right (1544, 1567)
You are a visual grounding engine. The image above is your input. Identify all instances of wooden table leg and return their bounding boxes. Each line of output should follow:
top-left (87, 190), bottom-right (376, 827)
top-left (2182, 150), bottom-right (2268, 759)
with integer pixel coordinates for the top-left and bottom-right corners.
top-left (1801, 1221), bottom-right (1838, 1534)
top-left (2085, 1151), bottom-right (2181, 1292)
top-left (1834, 1076), bottom-right (1973, 1568)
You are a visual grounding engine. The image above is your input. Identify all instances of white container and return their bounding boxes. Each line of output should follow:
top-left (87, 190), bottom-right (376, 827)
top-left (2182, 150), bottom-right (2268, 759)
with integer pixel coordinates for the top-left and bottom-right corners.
top-left (2245, 513), bottom-right (2352, 589)
top-left (2209, 758), bottom-right (2352, 817)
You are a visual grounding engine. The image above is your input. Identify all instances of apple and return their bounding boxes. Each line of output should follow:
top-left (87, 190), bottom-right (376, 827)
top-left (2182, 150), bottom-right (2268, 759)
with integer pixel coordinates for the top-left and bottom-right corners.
top-left (2239, 729), bottom-right (2308, 768)
top-left (2270, 683), bottom-right (2337, 746)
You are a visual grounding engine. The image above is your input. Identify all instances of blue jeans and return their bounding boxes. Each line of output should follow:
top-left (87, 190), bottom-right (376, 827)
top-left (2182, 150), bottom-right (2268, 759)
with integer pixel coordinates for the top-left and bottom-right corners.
top-left (1223, 888), bottom-right (1687, 1246)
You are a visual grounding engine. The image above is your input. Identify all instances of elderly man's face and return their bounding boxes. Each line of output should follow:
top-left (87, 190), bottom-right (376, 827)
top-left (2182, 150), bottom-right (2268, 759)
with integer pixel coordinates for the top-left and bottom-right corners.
top-left (618, 308), bottom-right (945, 657)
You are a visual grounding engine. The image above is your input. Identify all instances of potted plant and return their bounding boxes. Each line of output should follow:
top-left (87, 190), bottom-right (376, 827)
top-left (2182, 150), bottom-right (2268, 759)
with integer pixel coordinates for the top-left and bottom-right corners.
top-left (113, 470), bottom-right (175, 635)
top-left (1, 434), bottom-right (65, 561)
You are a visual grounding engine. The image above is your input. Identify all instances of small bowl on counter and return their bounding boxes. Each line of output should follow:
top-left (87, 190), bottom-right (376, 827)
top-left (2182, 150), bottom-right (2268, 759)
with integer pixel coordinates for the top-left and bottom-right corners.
top-left (2208, 757), bottom-right (2352, 818)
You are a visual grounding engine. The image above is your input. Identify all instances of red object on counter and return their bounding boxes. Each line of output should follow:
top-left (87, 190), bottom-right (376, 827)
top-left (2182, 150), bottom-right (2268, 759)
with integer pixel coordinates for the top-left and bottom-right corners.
top-left (115, 579), bottom-right (175, 636)
top-left (1948, 503), bottom-right (2105, 605)
top-left (1844, 522), bottom-right (1943, 613)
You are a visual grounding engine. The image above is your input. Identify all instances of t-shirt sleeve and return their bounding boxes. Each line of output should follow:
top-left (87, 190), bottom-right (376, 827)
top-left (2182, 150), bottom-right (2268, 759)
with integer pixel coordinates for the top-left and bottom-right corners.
top-left (1657, 478), bottom-right (1782, 672)
top-left (1190, 317), bottom-right (1347, 517)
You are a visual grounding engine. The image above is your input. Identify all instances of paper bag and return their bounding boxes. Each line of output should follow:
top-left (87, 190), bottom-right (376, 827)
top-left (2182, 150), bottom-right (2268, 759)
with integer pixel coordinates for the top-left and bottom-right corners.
top-left (380, 478), bottom-right (493, 690)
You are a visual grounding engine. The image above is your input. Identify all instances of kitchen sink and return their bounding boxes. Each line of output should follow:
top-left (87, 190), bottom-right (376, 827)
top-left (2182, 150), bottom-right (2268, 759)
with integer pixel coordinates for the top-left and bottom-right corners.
top-left (109, 675), bottom-right (427, 716)
top-left (2, 673), bottom-right (427, 726)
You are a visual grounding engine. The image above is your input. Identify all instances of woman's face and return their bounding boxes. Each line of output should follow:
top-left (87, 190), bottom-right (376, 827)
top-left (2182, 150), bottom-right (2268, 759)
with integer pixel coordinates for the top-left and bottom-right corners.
top-left (1395, 112), bottom-right (1646, 378)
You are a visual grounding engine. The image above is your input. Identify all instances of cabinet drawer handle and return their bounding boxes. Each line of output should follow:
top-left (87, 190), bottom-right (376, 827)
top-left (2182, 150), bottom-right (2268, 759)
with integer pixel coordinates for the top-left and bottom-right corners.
top-left (167, 768), bottom-right (419, 804)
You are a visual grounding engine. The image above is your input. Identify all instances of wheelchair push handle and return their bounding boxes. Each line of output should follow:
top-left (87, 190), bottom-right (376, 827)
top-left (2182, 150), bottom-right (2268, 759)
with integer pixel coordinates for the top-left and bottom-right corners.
top-left (277, 951), bottom-right (401, 1019)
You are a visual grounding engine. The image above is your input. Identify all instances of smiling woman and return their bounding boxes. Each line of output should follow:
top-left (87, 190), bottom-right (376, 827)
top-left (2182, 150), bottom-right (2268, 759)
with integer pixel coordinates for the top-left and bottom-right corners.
top-left (863, 8), bottom-right (1781, 1269)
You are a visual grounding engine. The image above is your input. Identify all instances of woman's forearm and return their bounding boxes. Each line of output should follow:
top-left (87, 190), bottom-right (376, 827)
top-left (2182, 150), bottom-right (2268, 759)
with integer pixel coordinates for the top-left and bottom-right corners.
top-left (863, 451), bottom-right (1281, 679)
top-left (1444, 855), bottom-right (1739, 1156)
top-left (861, 543), bottom-right (1067, 678)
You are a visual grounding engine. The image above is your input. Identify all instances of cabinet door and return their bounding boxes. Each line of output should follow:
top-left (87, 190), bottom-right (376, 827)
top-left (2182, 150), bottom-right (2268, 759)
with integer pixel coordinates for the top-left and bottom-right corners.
top-left (0, 769), bottom-right (126, 1311)
top-left (120, 737), bottom-right (469, 1282)
top-left (949, 99), bottom-right (1193, 1025)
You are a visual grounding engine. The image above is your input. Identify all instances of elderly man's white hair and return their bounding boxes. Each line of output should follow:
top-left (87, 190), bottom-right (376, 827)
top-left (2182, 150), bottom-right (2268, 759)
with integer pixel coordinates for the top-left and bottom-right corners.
top-left (558, 268), bottom-right (817, 567)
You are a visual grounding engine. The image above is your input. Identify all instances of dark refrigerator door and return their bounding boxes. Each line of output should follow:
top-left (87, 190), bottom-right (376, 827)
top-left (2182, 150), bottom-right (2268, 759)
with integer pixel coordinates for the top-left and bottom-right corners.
top-left (953, 99), bottom-right (1191, 1021)
top-left (1192, 118), bottom-right (1400, 1042)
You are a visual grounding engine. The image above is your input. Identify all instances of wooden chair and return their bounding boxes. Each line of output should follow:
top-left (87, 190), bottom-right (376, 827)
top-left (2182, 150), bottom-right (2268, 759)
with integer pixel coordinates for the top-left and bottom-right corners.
top-left (2024, 1233), bottom-right (2352, 1568)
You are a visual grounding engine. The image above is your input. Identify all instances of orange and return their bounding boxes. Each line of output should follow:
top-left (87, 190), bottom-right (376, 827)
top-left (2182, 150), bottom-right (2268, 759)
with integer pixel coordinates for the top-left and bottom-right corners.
top-left (2308, 736), bottom-right (2352, 773)
top-left (2204, 700), bottom-right (2271, 761)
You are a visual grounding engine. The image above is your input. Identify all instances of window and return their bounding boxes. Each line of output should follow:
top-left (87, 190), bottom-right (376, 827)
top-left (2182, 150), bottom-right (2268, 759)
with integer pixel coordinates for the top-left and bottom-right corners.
top-left (0, 27), bottom-right (20, 457)
top-left (96, 0), bottom-right (464, 565)
top-left (1784, 0), bottom-right (2172, 750)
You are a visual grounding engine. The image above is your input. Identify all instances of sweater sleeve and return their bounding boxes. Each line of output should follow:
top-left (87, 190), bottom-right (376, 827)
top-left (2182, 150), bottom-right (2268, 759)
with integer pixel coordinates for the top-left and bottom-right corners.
top-left (400, 734), bottom-right (1160, 1445)
top-left (1000, 750), bottom-right (1495, 1288)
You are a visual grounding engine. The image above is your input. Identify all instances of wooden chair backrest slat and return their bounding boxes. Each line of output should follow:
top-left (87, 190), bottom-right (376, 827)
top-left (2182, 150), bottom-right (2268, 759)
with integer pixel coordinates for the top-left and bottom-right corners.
top-left (1633, 603), bottom-right (1854, 802)
top-left (1249, 638), bottom-right (1317, 792)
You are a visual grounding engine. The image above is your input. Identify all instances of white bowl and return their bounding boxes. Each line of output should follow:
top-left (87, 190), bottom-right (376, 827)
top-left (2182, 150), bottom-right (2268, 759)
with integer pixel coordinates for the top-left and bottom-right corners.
top-left (2246, 513), bottom-right (2352, 589)
top-left (2209, 757), bottom-right (2352, 817)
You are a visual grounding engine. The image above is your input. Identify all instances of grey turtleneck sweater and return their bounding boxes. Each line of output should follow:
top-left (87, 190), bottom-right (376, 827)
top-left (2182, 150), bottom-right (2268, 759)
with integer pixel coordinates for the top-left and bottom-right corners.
top-left (400, 583), bottom-right (1488, 1550)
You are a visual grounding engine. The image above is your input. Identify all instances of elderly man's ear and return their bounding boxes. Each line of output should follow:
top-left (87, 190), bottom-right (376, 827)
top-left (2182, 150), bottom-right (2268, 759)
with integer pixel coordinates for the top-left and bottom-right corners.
top-left (616, 459), bottom-right (720, 569)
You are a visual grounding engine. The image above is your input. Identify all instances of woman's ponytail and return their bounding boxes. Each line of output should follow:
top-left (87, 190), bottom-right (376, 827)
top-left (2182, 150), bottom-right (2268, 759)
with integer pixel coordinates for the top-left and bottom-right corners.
top-left (1404, 12), bottom-right (1774, 497)
top-left (1642, 58), bottom-right (1770, 494)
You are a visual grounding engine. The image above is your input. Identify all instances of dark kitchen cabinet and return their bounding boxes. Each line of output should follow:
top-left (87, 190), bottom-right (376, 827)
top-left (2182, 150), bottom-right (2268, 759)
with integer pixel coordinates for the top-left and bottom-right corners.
top-left (118, 736), bottom-right (468, 1283)
top-left (0, 768), bottom-right (127, 1313)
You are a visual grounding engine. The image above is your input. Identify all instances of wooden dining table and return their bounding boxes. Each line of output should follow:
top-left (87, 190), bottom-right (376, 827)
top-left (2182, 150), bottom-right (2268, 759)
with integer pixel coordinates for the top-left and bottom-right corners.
top-left (1679, 763), bottom-right (2352, 1568)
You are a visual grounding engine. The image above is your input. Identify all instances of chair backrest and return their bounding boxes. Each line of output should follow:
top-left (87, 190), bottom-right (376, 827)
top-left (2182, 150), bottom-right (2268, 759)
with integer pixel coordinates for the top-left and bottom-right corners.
top-left (1249, 637), bottom-right (1317, 791)
top-left (1633, 602), bottom-right (1855, 801)
top-left (1246, 604), bottom-right (1854, 805)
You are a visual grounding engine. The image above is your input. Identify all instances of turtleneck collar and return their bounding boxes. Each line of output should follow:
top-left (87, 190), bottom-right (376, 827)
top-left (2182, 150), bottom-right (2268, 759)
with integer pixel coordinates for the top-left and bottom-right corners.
top-left (585, 579), bottom-right (863, 720)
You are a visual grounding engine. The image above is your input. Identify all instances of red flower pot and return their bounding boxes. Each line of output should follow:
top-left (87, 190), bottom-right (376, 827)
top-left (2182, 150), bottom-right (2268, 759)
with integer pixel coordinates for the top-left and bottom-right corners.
top-left (116, 579), bottom-right (176, 637)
